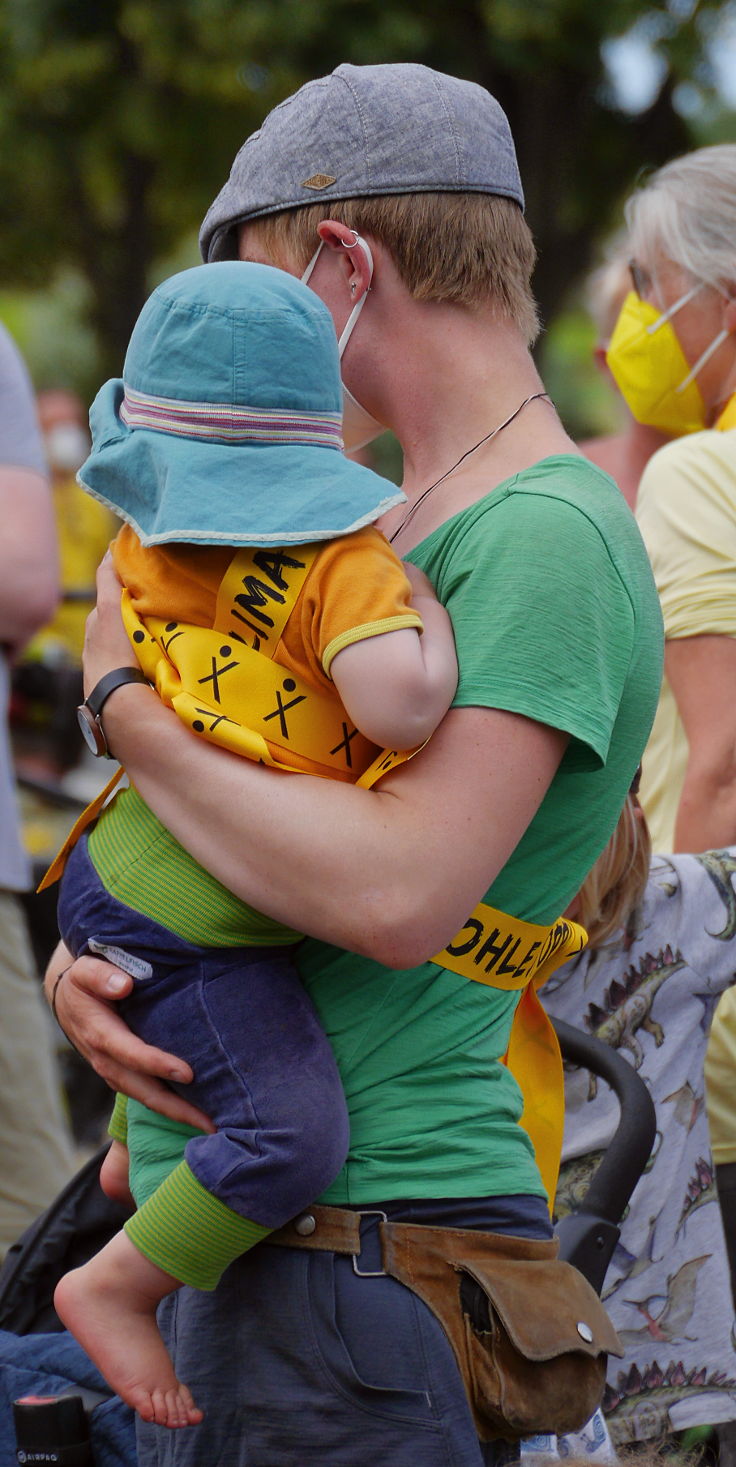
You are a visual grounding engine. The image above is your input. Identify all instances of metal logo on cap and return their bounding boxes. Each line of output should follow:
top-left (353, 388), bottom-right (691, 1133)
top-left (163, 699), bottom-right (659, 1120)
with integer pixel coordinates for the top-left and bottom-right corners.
top-left (302, 173), bottom-right (336, 191)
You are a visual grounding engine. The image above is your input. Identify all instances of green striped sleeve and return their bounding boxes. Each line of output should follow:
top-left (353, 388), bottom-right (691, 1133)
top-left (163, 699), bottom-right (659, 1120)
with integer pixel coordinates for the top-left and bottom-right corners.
top-left (124, 1159), bottom-right (271, 1289)
top-left (108, 1092), bottom-right (129, 1144)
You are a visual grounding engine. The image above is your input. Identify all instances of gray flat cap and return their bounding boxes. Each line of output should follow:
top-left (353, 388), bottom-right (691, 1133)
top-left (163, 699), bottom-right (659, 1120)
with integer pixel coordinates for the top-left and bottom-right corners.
top-left (200, 62), bottom-right (524, 262)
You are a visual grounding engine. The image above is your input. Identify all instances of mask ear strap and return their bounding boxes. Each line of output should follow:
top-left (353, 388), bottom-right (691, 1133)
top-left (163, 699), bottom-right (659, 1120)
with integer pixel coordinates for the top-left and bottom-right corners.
top-left (677, 327), bottom-right (730, 393)
top-left (337, 236), bottom-right (374, 358)
top-left (301, 241), bottom-right (324, 285)
top-left (646, 281), bottom-right (702, 336)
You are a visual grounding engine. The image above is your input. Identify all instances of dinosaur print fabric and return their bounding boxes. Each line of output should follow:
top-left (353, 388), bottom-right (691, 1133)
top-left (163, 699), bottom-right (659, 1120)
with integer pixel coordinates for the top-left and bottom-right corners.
top-left (544, 850), bottom-right (736, 1444)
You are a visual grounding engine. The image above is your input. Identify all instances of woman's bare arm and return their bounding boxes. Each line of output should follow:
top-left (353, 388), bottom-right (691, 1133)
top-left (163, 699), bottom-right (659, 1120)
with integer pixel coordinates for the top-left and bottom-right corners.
top-left (62, 554), bottom-right (566, 1105)
top-left (83, 553), bottom-right (566, 965)
top-left (668, 634), bottom-right (736, 851)
top-left (97, 685), bottom-right (565, 968)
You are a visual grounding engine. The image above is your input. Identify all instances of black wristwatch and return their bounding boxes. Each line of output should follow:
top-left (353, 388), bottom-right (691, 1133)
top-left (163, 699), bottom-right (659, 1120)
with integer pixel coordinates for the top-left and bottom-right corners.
top-left (77, 667), bottom-right (151, 758)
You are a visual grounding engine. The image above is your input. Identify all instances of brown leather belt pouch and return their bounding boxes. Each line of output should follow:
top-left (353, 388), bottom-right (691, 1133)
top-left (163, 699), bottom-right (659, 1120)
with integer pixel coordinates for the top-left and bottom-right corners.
top-left (270, 1206), bottom-right (623, 1442)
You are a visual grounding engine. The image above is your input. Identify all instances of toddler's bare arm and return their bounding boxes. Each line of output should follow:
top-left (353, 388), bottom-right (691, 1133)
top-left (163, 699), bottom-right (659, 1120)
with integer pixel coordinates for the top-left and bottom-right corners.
top-left (330, 562), bottom-right (457, 748)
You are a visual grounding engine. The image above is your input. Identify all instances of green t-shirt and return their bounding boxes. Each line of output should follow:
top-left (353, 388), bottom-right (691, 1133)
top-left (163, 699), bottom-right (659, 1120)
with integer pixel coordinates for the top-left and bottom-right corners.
top-left (300, 455), bottom-right (663, 1205)
top-left (120, 455), bottom-right (663, 1215)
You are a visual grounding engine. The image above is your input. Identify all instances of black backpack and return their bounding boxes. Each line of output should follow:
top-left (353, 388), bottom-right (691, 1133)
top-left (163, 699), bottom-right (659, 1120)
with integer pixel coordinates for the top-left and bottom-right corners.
top-left (0, 1143), bottom-right (129, 1335)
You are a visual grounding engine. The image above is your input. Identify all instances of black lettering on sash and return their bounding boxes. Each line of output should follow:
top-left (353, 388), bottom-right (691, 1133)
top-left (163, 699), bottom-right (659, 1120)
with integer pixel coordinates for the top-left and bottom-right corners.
top-left (229, 552), bottom-right (307, 649)
top-left (374, 750), bottom-right (399, 774)
top-left (515, 941), bottom-right (541, 980)
top-left (252, 549), bottom-right (305, 591)
top-left (536, 921), bottom-right (567, 971)
top-left (445, 918), bottom-right (483, 957)
top-left (475, 927), bottom-right (514, 974)
top-left (228, 607), bottom-right (266, 649)
top-left (496, 938), bottom-right (523, 977)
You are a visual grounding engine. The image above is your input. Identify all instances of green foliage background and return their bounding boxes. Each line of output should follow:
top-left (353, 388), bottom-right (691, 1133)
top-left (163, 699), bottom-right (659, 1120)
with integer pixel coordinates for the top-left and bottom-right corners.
top-left (0, 0), bottom-right (733, 440)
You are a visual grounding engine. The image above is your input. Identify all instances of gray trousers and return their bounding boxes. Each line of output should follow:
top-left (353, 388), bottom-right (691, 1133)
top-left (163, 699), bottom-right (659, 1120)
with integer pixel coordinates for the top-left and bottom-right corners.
top-left (0, 890), bottom-right (74, 1260)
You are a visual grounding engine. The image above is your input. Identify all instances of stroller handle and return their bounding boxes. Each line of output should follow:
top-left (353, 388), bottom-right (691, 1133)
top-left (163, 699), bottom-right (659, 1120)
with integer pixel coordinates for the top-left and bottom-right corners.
top-left (552, 1017), bottom-right (657, 1294)
top-left (553, 1017), bottom-right (656, 1223)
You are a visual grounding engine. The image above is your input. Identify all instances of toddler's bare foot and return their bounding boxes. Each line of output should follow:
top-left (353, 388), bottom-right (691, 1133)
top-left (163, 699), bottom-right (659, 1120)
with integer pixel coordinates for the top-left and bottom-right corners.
top-left (54, 1232), bottom-right (203, 1429)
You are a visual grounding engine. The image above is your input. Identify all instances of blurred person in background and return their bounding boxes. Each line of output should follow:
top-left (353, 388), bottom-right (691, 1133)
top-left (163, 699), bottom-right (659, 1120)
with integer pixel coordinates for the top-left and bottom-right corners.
top-left (0, 323), bottom-right (74, 1260)
top-left (578, 240), bottom-right (670, 511)
top-left (606, 141), bottom-right (736, 1360)
top-left (11, 388), bottom-right (116, 784)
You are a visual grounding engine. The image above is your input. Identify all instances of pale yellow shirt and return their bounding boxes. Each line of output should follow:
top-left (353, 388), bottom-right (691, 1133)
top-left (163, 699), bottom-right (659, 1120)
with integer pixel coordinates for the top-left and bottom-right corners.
top-left (636, 402), bottom-right (736, 1162)
top-left (636, 420), bottom-right (736, 852)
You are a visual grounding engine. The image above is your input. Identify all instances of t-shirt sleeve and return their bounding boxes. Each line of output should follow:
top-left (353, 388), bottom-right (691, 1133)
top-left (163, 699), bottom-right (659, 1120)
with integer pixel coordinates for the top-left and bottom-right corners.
top-left (0, 324), bottom-right (46, 474)
top-left (443, 491), bottom-right (636, 766)
top-left (636, 433), bottom-right (736, 640)
top-left (302, 527), bottom-right (423, 677)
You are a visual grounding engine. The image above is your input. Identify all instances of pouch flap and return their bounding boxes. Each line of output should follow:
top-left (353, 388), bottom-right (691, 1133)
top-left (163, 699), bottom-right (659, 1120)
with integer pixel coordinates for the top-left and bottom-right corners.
top-left (458, 1257), bottom-right (623, 1361)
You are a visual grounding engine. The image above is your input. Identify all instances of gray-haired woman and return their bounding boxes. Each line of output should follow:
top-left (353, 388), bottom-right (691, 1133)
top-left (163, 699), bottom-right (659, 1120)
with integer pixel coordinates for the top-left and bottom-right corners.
top-left (606, 139), bottom-right (736, 1345)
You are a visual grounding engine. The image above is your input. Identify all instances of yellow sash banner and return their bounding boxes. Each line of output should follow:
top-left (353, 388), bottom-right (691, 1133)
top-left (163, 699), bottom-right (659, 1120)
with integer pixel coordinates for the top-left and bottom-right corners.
top-left (433, 904), bottom-right (587, 1208)
top-left (39, 767), bottom-right (124, 890)
top-left (120, 542), bottom-right (414, 786)
top-left (40, 543), bottom-right (415, 890)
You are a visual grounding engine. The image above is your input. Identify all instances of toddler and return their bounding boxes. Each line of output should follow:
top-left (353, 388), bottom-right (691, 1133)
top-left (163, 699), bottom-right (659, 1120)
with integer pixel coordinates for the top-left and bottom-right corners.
top-left (52, 262), bottom-right (457, 1429)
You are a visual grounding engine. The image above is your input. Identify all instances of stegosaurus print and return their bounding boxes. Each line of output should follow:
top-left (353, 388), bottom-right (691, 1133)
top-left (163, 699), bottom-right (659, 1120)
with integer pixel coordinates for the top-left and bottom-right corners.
top-left (583, 946), bottom-right (686, 1070)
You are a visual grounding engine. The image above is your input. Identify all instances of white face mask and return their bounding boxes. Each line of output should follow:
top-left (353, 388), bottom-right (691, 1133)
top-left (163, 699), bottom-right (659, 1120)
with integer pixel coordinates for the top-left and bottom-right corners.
top-left (301, 236), bottom-right (384, 453)
top-left (44, 422), bottom-right (90, 474)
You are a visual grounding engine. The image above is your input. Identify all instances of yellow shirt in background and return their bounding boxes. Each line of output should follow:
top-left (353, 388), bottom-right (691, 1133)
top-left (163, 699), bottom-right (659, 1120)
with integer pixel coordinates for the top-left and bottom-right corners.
top-left (636, 419), bottom-right (736, 853)
top-left (636, 399), bottom-right (736, 1164)
top-left (28, 476), bottom-right (116, 665)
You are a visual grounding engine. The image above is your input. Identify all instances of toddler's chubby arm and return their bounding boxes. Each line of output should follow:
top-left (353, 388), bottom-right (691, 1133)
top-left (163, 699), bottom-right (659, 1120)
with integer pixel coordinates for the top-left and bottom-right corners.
top-left (330, 562), bottom-right (457, 749)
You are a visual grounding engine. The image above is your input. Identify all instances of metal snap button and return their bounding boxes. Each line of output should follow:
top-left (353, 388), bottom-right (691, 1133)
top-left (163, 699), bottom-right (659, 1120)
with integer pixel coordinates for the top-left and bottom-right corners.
top-left (295, 1213), bottom-right (317, 1236)
top-left (576, 1321), bottom-right (594, 1343)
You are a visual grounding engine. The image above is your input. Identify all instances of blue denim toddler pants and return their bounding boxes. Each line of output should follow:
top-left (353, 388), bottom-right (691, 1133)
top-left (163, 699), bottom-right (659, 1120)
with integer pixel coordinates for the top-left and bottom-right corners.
top-left (57, 836), bottom-right (350, 1227)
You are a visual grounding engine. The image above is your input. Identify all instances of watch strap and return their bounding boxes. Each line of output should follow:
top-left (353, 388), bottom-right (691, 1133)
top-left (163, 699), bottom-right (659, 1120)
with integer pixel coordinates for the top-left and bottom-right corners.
top-left (85, 666), bottom-right (150, 719)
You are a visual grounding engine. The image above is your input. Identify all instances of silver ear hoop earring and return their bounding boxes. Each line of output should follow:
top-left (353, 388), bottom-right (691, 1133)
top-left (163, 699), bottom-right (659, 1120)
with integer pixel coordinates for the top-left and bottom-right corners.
top-left (340, 230), bottom-right (361, 250)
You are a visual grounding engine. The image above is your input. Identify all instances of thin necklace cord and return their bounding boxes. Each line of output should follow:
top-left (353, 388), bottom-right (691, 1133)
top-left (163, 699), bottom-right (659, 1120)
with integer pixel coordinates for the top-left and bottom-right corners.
top-left (389, 391), bottom-right (551, 543)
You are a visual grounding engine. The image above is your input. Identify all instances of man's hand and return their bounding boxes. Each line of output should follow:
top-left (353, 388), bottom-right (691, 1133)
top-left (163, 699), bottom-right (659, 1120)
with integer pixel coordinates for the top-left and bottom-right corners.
top-left (45, 942), bottom-right (214, 1131)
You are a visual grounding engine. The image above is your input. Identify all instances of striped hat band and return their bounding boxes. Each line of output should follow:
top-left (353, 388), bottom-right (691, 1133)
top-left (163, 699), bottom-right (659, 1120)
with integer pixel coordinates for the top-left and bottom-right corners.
top-left (120, 385), bottom-right (344, 450)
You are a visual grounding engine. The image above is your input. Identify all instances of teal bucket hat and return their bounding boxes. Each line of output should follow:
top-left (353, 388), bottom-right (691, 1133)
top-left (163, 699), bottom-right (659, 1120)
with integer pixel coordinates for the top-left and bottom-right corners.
top-left (78, 261), bottom-right (404, 547)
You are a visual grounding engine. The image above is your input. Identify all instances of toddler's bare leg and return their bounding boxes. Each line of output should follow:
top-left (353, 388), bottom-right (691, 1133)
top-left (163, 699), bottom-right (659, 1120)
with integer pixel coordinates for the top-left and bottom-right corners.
top-left (54, 1231), bottom-right (203, 1429)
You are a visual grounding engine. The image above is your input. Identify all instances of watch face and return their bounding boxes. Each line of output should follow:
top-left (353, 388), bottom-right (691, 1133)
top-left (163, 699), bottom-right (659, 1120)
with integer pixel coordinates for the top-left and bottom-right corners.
top-left (77, 703), bottom-right (108, 757)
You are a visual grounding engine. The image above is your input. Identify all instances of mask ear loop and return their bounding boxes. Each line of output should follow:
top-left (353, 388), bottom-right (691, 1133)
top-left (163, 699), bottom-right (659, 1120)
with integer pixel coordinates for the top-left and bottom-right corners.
top-left (643, 279), bottom-right (729, 396)
top-left (645, 281), bottom-right (702, 336)
top-left (301, 241), bottom-right (324, 285)
top-left (301, 231), bottom-right (374, 357)
top-left (677, 326), bottom-right (730, 393)
top-left (336, 234), bottom-right (374, 357)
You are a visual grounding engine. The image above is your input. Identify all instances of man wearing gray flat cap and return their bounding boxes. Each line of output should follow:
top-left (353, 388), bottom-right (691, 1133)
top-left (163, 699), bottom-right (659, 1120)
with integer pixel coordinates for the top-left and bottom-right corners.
top-left (53, 61), bottom-right (662, 1467)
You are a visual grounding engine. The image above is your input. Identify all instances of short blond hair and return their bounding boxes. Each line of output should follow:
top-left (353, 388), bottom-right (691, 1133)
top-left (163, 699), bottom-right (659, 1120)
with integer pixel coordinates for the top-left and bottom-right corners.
top-left (576, 796), bottom-right (652, 949)
top-left (244, 192), bottom-right (540, 345)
